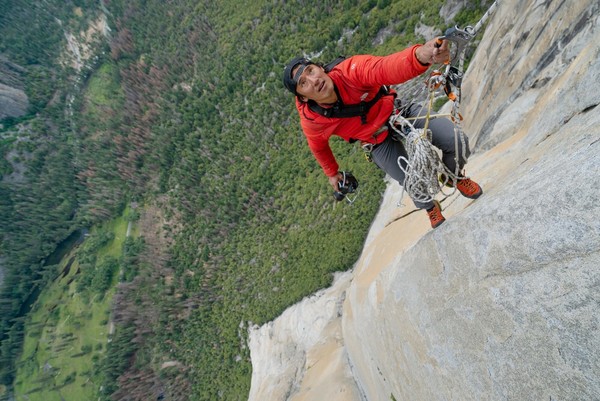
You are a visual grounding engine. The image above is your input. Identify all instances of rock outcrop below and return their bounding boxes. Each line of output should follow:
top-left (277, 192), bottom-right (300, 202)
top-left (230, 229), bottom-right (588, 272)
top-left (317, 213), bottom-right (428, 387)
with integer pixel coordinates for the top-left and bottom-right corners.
top-left (0, 55), bottom-right (28, 120)
top-left (249, 0), bottom-right (600, 399)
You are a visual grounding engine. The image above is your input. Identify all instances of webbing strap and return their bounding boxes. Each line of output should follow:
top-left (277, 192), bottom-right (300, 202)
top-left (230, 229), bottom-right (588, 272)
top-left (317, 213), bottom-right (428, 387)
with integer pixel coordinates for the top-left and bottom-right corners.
top-left (307, 86), bottom-right (392, 124)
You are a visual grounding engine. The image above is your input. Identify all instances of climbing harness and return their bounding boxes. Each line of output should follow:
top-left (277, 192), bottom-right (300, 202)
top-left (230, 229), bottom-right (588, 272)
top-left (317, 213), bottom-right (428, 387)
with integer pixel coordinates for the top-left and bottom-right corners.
top-left (308, 86), bottom-right (393, 124)
top-left (360, 124), bottom-right (389, 162)
top-left (389, 0), bottom-right (499, 205)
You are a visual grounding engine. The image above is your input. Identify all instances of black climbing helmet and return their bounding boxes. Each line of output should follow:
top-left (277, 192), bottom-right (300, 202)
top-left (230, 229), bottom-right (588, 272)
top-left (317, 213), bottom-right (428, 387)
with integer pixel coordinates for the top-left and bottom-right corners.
top-left (283, 57), bottom-right (313, 96)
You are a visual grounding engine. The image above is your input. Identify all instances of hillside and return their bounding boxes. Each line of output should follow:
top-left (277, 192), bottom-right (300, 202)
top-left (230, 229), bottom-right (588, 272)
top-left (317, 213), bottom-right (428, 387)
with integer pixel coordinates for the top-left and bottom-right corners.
top-left (248, 0), bottom-right (600, 400)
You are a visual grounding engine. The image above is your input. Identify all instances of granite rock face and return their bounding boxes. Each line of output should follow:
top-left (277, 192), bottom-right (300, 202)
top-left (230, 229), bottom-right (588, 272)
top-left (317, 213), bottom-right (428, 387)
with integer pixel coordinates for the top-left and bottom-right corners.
top-left (249, 0), bottom-right (600, 400)
top-left (0, 55), bottom-right (28, 119)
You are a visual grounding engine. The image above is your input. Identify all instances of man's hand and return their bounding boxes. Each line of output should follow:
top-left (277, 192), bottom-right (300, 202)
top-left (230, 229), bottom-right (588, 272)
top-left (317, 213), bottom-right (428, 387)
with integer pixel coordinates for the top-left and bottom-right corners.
top-left (328, 172), bottom-right (343, 192)
top-left (415, 38), bottom-right (450, 65)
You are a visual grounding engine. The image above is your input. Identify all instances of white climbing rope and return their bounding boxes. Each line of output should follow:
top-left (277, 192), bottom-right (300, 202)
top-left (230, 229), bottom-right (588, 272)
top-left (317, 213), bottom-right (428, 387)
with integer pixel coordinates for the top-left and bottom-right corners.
top-left (388, 112), bottom-right (463, 205)
top-left (392, 119), bottom-right (444, 204)
top-left (472, 0), bottom-right (499, 36)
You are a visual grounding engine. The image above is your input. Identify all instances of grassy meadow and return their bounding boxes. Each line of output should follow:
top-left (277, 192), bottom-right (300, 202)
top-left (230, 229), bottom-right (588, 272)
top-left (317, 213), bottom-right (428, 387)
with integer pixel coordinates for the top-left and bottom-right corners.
top-left (13, 208), bottom-right (134, 400)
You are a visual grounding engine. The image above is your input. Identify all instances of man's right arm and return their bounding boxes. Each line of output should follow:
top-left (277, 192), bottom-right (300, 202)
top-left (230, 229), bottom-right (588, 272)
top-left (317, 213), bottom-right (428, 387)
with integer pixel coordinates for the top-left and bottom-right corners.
top-left (306, 137), bottom-right (339, 178)
top-left (309, 140), bottom-right (342, 192)
top-left (300, 122), bottom-right (343, 191)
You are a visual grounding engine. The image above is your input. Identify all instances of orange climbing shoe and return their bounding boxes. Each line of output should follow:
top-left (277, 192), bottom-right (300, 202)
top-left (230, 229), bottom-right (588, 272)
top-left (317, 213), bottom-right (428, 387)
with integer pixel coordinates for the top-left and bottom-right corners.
top-left (455, 177), bottom-right (483, 199)
top-left (426, 200), bottom-right (445, 229)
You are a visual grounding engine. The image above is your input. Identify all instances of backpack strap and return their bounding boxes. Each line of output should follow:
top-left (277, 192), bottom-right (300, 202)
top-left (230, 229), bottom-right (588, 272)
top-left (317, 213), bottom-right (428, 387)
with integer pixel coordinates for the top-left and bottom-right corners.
top-left (308, 85), bottom-right (392, 124)
top-left (323, 56), bottom-right (347, 72)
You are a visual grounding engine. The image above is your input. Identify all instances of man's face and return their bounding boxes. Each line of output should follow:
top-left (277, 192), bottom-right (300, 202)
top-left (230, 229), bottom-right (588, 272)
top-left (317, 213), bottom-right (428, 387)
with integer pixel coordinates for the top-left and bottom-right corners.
top-left (293, 64), bottom-right (336, 104)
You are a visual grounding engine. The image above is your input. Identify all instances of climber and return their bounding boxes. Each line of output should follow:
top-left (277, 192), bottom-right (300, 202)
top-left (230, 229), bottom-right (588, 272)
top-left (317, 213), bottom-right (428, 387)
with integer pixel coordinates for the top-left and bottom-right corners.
top-left (283, 37), bottom-right (483, 228)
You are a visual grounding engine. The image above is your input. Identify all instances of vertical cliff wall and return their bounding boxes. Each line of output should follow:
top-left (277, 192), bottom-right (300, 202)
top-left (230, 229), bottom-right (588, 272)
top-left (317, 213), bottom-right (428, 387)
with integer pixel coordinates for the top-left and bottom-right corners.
top-left (249, 0), bottom-right (600, 399)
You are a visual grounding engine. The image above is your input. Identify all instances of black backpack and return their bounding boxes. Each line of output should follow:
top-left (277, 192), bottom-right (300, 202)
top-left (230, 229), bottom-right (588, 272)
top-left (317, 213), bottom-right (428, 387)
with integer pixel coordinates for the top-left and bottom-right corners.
top-left (307, 56), bottom-right (394, 124)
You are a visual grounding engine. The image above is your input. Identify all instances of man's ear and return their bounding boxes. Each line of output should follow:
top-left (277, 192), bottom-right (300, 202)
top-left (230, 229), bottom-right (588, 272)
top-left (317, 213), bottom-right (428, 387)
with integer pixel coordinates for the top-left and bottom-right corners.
top-left (299, 95), bottom-right (308, 102)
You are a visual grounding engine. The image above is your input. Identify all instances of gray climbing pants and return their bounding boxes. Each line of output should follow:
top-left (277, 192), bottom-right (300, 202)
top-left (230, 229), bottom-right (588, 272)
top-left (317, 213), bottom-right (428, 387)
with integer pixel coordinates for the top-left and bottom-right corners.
top-left (370, 103), bottom-right (471, 210)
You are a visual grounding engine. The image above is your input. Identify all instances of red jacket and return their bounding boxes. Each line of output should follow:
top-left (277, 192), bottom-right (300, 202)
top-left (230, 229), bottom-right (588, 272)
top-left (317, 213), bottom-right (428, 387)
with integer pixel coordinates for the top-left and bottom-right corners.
top-left (295, 45), bottom-right (429, 177)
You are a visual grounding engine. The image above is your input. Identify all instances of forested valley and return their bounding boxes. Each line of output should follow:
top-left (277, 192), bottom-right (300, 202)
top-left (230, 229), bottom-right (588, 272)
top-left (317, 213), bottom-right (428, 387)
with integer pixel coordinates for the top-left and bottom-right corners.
top-left (0, 1), bottom-right (491, 399)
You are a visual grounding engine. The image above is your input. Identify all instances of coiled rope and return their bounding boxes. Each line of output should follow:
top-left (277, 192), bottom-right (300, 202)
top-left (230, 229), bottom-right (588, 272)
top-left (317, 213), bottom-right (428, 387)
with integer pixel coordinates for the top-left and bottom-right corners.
top-left (388, 110), bottom-right (465, 205)
top-left (389, 0), bottom-right (499, 206)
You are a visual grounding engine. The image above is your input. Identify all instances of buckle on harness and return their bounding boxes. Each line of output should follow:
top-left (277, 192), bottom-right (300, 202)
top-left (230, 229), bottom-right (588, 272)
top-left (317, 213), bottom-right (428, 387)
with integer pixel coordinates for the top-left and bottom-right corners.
top-left (361, 143), bottom-right (375, 153)
top-left (361, 123), bottom-right (389, 162)
top-left (361, 142), bottom-right (377, 162)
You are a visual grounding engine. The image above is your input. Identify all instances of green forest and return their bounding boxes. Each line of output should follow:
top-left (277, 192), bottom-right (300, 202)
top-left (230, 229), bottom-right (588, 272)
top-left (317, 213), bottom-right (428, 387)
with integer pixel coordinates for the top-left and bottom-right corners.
top-left (0, 0), bottom-right (492, 399)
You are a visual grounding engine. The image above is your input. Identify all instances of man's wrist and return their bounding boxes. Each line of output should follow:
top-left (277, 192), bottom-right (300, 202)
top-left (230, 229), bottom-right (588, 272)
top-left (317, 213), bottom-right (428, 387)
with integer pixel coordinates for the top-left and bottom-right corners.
top-left (414, 46), bottom-right (431, 66)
